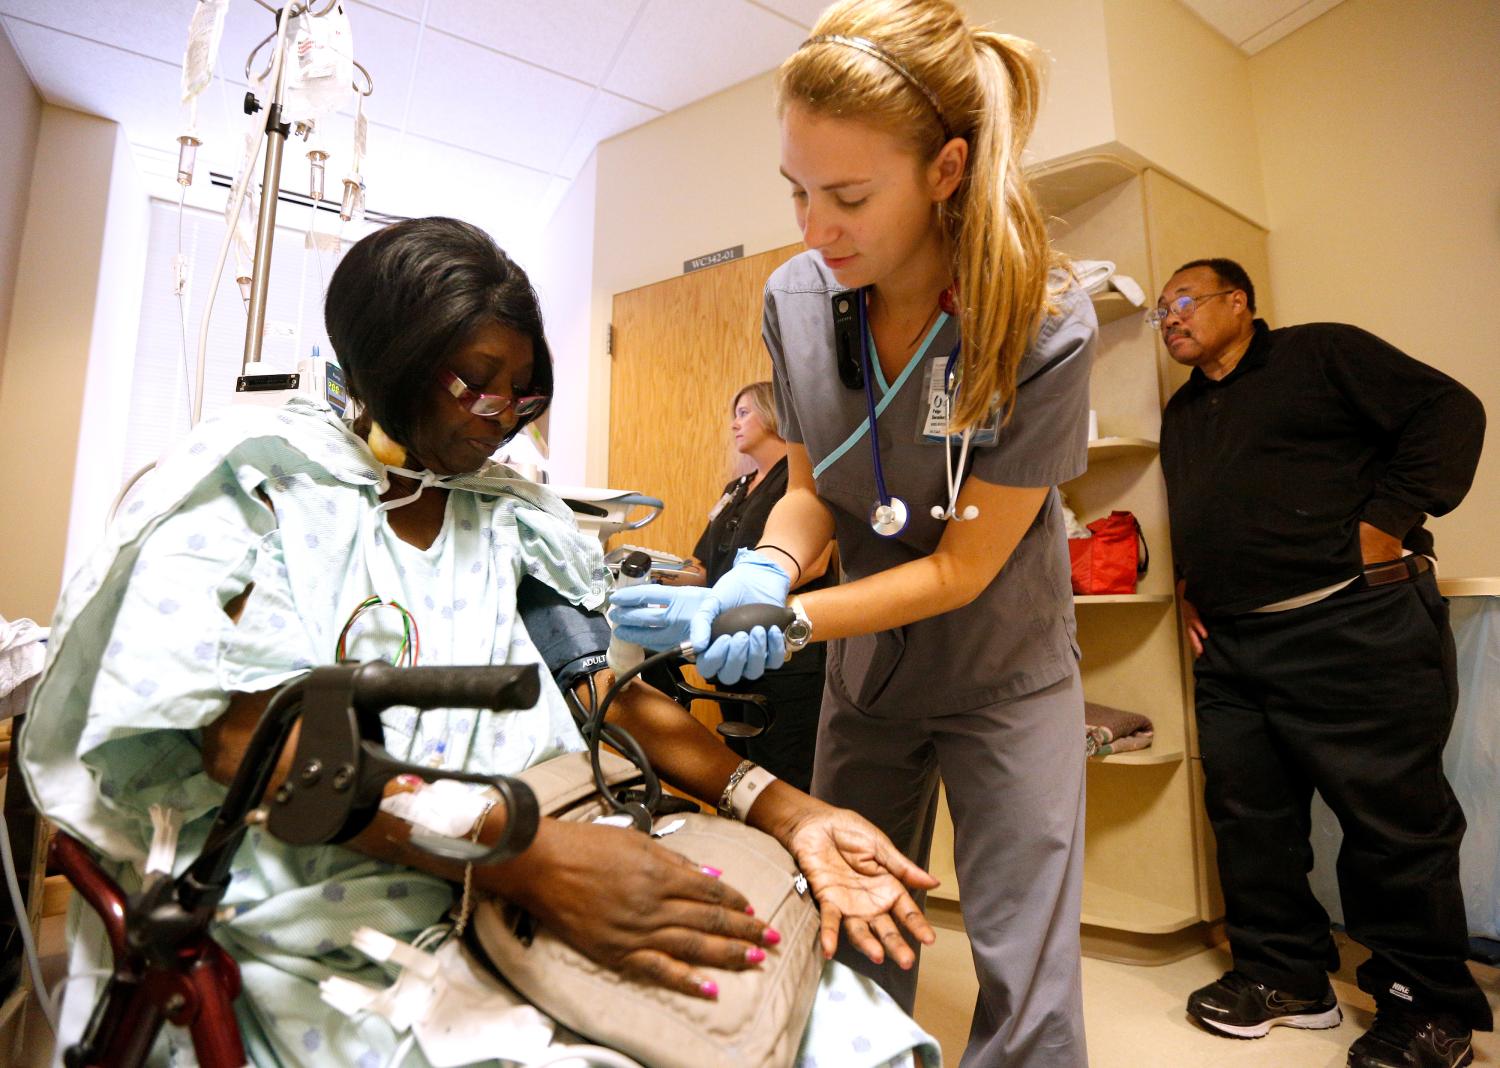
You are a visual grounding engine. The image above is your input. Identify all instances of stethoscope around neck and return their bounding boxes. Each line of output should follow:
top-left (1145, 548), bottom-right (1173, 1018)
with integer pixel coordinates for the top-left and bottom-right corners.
top-left (850, 287), bottom-right (979, 537)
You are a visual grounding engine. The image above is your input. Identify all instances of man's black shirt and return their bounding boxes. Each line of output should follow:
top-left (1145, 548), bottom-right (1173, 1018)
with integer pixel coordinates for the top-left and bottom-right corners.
top-left (1160, 319), bottom-right (1484, 617)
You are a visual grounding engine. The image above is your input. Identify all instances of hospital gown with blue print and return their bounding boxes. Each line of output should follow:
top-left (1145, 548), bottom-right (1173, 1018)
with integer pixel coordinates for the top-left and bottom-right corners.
top-left (20, 398), bottom-right (939, 1068)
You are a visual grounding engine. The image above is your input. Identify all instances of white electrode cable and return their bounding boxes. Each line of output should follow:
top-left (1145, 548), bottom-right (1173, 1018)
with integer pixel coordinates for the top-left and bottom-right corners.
top-left (0, 806), bottom-right (59, 1035)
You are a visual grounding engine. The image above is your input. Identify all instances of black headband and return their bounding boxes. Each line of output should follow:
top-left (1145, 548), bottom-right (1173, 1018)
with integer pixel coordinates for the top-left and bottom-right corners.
top-left (799, 33), bottom-right (951, 139)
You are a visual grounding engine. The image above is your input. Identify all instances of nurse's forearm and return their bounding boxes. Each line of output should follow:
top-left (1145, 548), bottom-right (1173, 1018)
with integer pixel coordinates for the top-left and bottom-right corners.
top-left (794, 481), bottom-right (1047, 642)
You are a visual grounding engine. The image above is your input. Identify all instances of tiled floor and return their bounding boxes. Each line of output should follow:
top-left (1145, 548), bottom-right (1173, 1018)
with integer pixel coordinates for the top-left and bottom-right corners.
top-left (913, 913), bottom-right (1500, 1067)
top-left (13, 910), bottom-right (1499, 1066)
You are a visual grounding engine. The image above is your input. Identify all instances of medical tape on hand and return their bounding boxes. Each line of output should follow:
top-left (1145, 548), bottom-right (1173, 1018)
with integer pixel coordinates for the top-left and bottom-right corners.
top-left (379, 779), bottom-right (492, 841)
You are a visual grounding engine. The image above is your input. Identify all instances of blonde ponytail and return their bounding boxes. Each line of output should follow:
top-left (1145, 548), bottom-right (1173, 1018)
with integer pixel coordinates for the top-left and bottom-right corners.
top-left (948, 32), bottom-right (1053, 430)
top-left (778, 0), bottom-right (1061, 431)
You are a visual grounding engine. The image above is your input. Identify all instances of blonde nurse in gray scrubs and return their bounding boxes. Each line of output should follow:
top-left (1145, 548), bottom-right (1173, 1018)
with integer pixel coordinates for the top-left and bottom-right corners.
top-left (612, 2), bottom-right (1098, 1065)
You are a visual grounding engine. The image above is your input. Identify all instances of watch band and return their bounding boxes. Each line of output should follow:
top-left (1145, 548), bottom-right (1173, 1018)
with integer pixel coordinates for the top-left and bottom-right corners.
top-left (785, 594), bottom-right (813, 654)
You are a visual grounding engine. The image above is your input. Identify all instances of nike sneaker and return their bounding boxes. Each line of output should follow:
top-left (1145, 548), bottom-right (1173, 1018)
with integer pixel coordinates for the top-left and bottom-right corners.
top-left (1187, 970), bottom-right (1343, 1039)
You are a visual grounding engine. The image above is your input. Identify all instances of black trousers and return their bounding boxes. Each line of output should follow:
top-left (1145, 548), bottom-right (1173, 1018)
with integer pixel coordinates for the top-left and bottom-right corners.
top-left (719, 658), bottom-right (825, 795)
top-left (1194, 571), bottom-right (1492, 1029)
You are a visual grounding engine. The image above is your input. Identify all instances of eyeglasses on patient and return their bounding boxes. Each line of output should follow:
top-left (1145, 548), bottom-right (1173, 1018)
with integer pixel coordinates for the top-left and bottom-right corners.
top-left (1145, 289), bottom-right (1235, 329)
top-left (441, 370), bottom-right (549, 419)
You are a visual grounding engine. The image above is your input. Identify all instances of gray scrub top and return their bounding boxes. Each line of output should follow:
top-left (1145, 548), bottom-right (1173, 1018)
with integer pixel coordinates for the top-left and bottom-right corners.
top-left (763, 250), bottom-right (1097, 716)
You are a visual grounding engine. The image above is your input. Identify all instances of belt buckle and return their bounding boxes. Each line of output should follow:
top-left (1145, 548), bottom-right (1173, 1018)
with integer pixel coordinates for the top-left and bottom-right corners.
top-left (1362, 556), bottom-right (1422, 589)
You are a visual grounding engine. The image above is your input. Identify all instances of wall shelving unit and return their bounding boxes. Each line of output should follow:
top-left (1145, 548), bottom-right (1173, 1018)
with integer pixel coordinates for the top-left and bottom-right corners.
top-left (927, 152), bottom-right (1273, 965)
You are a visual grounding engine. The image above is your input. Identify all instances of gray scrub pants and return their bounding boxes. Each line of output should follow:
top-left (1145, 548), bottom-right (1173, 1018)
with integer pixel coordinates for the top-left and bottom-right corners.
top-left (812, 669), bottom-right (1088, 1068)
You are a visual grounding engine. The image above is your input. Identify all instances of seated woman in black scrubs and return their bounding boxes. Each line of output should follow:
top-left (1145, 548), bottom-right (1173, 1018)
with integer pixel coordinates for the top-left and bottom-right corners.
top-left (662, 382), bottom-right (831, 791)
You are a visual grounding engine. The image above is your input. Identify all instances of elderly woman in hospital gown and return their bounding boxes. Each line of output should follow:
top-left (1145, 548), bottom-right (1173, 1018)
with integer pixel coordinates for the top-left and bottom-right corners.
top-left (20, 217), bottom-right (942, 1068)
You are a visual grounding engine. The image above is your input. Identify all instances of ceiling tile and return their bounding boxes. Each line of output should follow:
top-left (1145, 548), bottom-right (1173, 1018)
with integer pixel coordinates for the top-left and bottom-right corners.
top-left (747, 0), bottom-right (829, 30)
top-left (426, 0), bottom-right (642, 86)
top-left (0, 0), bottom-right (200, 67)
top-left (354, 0), bottom-right (426, 22)
top-left (604, 0), bottom-right (805, 111)
top-left (555, 90), bottom-right (659, 179)
top-left (4, 18), bottom-right (232, 159)
top-left (404, 28), bottom-right (596, 173)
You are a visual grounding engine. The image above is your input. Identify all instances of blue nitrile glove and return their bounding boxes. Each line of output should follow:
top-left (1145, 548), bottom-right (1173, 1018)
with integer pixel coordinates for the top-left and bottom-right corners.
top-left (686, 549), bottom-right (793, 654)
top-left (698, 624), bottom-right (787, 685)
top-left (607, 584), bottom-right (716, 652)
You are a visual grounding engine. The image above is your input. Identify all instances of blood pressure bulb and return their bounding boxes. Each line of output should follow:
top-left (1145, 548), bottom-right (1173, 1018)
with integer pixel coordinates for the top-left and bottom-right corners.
top-left (606, 551), bottom-right (653, 676)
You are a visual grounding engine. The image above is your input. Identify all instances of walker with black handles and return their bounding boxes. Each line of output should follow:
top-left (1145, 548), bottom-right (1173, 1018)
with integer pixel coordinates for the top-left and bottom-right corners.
top-left (50, 662), bottom-right (542, 1068)
top-left (49, 603), bottom-right (797, 1068)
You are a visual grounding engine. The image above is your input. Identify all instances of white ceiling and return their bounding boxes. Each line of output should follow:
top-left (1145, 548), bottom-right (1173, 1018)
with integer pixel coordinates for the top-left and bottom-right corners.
top-left (1, 0), bottom-right (1343, 246)
top-left (1179, 0), bottom-right (1346, 54)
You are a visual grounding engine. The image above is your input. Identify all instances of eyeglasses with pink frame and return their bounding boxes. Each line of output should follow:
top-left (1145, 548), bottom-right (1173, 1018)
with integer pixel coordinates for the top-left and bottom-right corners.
top-left (440, 370), bottom-right (549, 420)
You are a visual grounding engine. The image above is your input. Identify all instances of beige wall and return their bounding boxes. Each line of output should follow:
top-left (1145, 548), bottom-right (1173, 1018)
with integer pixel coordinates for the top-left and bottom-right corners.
top-left (0, 107), bottom-right (149, 622)
top-left (577, 0), bottom-right (1243, 485)
top-left (0, 29), bottom-right (42, 390)
top-left (1249, 0), bottom-right (1500, 578)
top-left (533, 153), bottom-right (604, 486)
top-left (1103, 0), bottom-right (1266, 225)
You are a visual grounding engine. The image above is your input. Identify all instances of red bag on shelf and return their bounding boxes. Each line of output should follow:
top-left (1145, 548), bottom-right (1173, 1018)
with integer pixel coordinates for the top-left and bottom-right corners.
top-left (1069, 511), bottom-right (1148, 595)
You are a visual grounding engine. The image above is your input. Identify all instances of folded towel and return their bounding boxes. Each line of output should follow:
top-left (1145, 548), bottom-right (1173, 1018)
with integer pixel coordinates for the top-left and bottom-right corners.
top-left (1072, 259), bottom-right (1147, 307)
top-left (1, 614), bottom-right (48, 719)
top-left (1085, 701), bottom-right (1154, 757)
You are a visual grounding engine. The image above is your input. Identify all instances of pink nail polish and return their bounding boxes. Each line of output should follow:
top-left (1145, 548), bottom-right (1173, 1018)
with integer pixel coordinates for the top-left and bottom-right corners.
top-left (746, 946), bottom-right (766, 964)
top-left (699, 979), bottom-right (719, 999)
top-left (395, 774), bottom-right (423, 788)
top-left (762, 927), bottom-right (781, 946)
top-left (700, 865), bottom-right (723, 879)
top-left (744, 905), bottom-right (755, 916)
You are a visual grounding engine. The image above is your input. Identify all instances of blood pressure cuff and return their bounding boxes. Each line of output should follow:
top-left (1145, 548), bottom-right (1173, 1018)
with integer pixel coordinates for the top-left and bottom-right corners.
top-left (516, 575), bottom-right (611, 691)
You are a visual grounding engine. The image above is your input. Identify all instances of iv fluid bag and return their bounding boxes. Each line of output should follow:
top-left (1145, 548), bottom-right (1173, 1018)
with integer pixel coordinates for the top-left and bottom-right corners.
top-left (282, 3), bottom-right (356, 124)
top-left (181, 0), bottom-right (230, 103)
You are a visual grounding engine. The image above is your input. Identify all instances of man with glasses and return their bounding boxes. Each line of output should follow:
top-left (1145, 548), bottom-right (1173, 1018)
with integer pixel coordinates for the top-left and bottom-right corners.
top-left (1154, 258), bottom-right (1490, 1067)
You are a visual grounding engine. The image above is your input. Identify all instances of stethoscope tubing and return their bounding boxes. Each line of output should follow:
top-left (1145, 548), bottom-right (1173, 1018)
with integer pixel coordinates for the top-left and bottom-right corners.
top-left (856, 287), bottom-right (971, 532)
top-left (857, 288), bottom-right (898, 510)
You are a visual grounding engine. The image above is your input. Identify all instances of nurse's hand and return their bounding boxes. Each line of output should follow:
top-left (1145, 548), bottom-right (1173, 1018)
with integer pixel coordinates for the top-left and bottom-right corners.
top-left (482, 819), bottom-right (773, 999)
top-left (686, 549), bottom-right (792, 655)
top-left (774, 802), bottom-right (939, 968)
top-left (608, 584), bottom-right (715, 651)
top-left (698, 624), bottom-right (786, 684)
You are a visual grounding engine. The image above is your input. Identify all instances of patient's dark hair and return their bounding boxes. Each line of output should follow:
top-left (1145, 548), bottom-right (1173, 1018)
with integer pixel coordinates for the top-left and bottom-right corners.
top-left (325, 217), bottom-right (553, 447)
top-left (1174, 257), bottom-right (1256, 314)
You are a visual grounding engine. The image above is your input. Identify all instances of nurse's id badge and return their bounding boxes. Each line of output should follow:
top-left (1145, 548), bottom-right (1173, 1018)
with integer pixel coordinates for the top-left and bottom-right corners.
top-left (919, 358), bottom-right (1001, 445)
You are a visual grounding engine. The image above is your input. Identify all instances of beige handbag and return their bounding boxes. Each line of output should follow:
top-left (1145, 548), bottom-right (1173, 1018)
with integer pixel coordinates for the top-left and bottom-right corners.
top-left (466, 751), bottom-right (822, 1068)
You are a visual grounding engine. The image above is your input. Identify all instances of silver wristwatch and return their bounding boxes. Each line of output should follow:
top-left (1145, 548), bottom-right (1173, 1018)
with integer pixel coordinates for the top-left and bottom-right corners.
top-left (784, 595), bottom-right (813, 655)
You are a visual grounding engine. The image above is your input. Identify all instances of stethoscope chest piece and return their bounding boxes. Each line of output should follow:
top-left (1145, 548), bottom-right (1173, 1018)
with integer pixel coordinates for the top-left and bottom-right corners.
top-left (870, 496), bottom-right (909, 537)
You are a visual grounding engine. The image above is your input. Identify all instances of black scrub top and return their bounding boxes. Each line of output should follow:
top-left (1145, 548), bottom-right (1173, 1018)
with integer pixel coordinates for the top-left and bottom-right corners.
top-left (691, 455), bottom-right (829, 675)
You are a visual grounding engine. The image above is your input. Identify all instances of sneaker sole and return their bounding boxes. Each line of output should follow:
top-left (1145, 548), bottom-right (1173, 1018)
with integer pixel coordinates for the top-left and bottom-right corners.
top-left (1192, 1005), bottom-right (1343, 1040)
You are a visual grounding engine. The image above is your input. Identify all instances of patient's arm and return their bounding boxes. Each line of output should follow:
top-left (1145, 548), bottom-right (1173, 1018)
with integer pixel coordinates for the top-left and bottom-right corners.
top-left (598, 675), bottom-right (939, 967)
top-left (201, 688), bottom-right (770, 1000)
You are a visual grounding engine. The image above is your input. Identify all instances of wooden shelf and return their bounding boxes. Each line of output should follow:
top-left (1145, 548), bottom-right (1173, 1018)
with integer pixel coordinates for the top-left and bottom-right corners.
top-left (1091, 290), bottom-right (1141, 326)
top-left (1090, 747), bottom-right (1184, 766)
top-left (1081, 881), bottom-right (1199, 935)
top-left (1438, 577), bottom-right (1500, 598)
top-left (1074, 593), bottom-right (1173, 604)
top-left (1029, 154), bottom-right (1138, 217)
top-left (1085, 436), bottom-right (1158, 459)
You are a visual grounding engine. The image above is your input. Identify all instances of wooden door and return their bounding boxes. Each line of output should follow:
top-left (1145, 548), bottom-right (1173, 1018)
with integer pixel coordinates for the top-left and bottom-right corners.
top-left (608, 242), bottom-right (804, 560)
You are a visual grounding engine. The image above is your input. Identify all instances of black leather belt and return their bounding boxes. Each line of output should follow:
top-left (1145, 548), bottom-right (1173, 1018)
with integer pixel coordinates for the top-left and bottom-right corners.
top-left (1359, 554), bottom-right (1432, 590)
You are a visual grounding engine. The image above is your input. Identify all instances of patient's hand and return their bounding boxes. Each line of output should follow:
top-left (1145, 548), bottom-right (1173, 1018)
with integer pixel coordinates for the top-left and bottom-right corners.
top-left (482, 819), bottom-right (773, 999)
top-left (778, 803), bottom-right (939, 968)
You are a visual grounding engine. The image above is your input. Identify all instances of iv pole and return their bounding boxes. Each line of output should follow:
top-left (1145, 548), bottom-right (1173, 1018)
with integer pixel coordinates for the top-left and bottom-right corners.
top-left (242, 38), bottom-right (292, 372)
